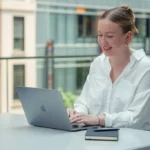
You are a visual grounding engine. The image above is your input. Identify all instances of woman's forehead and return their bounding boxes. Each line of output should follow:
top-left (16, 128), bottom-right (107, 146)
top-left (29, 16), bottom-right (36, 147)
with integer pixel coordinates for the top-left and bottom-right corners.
top-left (98, 19), bottom-right (121, 33)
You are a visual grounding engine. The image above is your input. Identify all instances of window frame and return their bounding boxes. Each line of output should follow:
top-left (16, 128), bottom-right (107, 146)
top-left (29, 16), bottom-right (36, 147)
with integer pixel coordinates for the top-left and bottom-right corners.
top-left (13, 16), bottom-right (25, 51)
top-left (13, 64), bottom-right (25, 100)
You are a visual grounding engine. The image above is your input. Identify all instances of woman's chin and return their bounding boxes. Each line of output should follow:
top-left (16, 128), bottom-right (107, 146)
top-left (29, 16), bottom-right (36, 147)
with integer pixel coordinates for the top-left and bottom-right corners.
top-left (103, 49), bottom-right (113, 56)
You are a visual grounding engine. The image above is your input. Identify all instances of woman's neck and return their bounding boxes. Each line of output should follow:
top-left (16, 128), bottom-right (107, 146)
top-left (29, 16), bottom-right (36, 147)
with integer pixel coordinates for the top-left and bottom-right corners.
top-left (109, 48), bottom-right (132, 70)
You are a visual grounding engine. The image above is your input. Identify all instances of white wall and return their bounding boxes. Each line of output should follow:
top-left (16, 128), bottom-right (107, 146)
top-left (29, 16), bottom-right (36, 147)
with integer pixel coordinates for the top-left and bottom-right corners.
top-left (0, 0), bottom-right (35, 12)
top-left (0, 0), bottom-right (36, 112)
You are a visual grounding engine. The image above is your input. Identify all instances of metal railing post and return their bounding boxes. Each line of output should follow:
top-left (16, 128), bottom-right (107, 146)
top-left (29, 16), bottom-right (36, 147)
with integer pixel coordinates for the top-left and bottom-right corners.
top-left (6, 59), bottom-right (9, 112)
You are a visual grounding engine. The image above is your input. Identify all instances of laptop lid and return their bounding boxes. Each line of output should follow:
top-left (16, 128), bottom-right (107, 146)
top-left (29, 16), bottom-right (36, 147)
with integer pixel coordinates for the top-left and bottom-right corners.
top-left (16, 87), bottom-right (88, 131)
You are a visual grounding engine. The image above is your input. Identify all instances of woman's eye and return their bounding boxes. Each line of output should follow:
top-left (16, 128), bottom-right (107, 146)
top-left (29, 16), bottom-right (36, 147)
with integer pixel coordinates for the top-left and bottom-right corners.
top-left (98, 35), bottom-right (102, 37)
top-left (107, 36), bottom-right (113, 38)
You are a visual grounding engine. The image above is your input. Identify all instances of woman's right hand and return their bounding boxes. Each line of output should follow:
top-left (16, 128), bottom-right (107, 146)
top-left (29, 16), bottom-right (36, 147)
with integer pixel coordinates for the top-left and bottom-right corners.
top-left (67, 108), bottom-right (87, 123)
top-left (67, 108), bottom-right (77, 118)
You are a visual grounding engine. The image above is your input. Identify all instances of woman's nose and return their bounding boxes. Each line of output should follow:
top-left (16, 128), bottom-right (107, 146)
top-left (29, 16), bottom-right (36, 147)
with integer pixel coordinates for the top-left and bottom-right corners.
top-left (99, 37), bottom-right (107, 45)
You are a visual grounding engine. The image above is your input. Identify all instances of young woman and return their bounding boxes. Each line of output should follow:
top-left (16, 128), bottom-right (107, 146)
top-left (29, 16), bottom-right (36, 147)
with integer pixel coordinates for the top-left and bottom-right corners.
top-left (67, 5), bottom-right (150, 130)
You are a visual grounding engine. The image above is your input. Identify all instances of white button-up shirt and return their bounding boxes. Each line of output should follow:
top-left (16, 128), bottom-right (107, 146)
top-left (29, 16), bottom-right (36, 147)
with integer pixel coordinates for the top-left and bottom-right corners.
top-left (74, 49), bottom-right (150, 130)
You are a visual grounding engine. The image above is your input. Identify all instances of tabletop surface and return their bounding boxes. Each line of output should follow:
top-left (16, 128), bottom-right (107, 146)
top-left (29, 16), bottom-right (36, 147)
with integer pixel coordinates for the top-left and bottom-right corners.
top-left (0, 113), bottom-right (150, 150)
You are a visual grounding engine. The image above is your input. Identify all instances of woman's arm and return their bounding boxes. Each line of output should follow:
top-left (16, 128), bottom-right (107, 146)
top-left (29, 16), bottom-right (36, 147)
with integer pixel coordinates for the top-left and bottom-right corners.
top-left (74, 61), bottom-right (95, 114)
top-left (74, 74), bottom-right (91, 114)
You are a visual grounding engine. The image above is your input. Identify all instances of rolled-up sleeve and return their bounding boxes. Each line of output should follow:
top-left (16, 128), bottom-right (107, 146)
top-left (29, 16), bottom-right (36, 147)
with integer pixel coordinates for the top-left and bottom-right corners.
top-left (74, 78), bottom-right (89, 114)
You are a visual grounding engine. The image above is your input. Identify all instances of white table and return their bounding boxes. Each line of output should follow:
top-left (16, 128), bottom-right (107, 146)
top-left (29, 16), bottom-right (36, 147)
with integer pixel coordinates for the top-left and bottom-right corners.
top-left (0, 113), bottom-right (150, 150)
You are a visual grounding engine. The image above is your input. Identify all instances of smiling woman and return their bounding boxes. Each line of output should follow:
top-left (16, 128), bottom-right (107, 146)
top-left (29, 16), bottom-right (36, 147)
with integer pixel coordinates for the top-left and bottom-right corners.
top-left (97, 5), bottom-right (138, 57)
top-left (67, 5), bottom-right (150, 130)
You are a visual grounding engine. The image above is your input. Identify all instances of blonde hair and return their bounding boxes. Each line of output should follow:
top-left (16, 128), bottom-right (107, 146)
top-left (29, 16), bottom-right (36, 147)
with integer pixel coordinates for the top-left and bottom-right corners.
top-left (99, 4), bottom-right (138, 35)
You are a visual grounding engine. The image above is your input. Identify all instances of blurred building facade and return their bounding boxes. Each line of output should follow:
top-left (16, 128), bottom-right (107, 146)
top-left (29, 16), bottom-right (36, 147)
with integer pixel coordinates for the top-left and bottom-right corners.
top-left (36, 0), bottom-right (150, 93)
top-left (1, 0), bottom-right (150, 112)
top-left (0, 0), bottom-right (36, 112)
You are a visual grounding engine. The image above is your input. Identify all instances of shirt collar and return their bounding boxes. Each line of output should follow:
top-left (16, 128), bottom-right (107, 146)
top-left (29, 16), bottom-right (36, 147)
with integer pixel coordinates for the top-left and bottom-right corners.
top-left (131, 49), bottom-right (146, 61)
top-left (102, 49), bottom-right (146, 63)
top-left (102, 49), bottom-right (146, 75)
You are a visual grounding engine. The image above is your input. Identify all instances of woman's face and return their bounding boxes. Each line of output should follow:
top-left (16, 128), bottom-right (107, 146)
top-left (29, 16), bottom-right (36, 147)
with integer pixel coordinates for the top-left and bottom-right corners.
top-left (98, 19), bottom-right (130, 57)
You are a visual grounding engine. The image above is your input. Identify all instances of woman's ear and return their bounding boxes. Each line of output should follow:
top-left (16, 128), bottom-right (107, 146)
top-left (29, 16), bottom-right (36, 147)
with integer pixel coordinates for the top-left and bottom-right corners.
top-left (126, 31), bottom-right (132, 45)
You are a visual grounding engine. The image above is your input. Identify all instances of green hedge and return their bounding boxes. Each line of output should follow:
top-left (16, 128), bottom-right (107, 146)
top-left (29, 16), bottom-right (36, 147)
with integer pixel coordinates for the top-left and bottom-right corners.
top-left (59, 89), bottom-right (77, 108)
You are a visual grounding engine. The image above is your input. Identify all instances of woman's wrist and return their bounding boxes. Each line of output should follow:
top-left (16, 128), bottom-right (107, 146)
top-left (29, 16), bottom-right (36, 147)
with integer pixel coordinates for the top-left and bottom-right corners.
top-left (96, 115), bottom-right (100, 125)
top-left (96, 114), bottom-right (106, 127)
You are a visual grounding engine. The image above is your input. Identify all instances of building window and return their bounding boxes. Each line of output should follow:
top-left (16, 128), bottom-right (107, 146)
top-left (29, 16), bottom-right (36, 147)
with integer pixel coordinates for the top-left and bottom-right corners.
top-left (13, 65), bottom-right (25, 99)
top-left (14, 17), bottom-right (25, 51)
top-left (132, 18), bottom-right (147, 51)
top-left (135, 18), bottom-right (146, 37)
top-left (78, 15), bottom-right (97, 37)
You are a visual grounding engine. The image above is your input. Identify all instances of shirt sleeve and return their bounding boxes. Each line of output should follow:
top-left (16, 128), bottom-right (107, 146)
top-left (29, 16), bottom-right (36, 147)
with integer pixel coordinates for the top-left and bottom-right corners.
top-left (74, 62), bottom-right (94, 114)
top-left (104, 70), bottom-right (150, 129)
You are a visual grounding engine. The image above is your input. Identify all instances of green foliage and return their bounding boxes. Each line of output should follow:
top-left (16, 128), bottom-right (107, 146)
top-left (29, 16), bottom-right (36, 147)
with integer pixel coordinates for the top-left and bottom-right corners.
top-left (59, 89), bottom-right (77, 108)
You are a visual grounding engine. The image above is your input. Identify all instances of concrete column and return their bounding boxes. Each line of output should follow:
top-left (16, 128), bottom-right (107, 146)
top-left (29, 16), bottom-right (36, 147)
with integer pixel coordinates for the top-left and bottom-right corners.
top-left (57, 13), bottom-right (66, 43)
top-left (66, 14), bottom-right (77, 43)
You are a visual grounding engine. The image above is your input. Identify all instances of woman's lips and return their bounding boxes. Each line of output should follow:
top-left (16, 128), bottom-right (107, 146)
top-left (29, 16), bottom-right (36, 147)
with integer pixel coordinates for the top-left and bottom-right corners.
top-left (103, 47), bottom-right (112, 51)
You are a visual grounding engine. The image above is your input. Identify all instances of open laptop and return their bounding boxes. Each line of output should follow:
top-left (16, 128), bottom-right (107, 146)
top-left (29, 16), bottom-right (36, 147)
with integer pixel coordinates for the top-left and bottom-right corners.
top-left (16, 87), bottom-right (94, 131)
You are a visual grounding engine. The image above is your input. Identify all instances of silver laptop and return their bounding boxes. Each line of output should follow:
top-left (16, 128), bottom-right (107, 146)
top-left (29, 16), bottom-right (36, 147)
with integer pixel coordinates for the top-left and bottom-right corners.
top-left (16, 86), bottom-right (91, 131)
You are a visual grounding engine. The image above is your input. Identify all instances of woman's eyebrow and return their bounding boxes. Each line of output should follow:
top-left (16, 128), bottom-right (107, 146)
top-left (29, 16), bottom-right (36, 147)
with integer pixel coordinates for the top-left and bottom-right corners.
top-left (105, 32), bottom-right (115, 34)
top-left (98, 31), bottom-right (115, 34)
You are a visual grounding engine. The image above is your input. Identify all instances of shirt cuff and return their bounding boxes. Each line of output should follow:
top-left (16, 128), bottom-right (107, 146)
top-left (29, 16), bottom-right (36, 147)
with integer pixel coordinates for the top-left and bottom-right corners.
top-left (104, 113), bottom-right (113, 127)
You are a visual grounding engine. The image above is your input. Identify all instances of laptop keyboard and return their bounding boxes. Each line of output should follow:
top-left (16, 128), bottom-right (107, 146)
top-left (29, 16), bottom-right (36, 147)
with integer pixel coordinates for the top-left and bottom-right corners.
top-left (71, 123), bottom-right (88, 128)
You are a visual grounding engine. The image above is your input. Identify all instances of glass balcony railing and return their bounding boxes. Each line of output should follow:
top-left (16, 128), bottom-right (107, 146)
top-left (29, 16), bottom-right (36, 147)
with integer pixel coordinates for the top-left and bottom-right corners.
top-left (0, 55), bottom-right (96, 114)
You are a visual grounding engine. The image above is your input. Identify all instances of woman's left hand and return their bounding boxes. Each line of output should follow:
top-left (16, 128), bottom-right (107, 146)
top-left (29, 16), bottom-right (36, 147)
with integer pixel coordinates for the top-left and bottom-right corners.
top-left (70, 114), bottom-right (99, 126)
